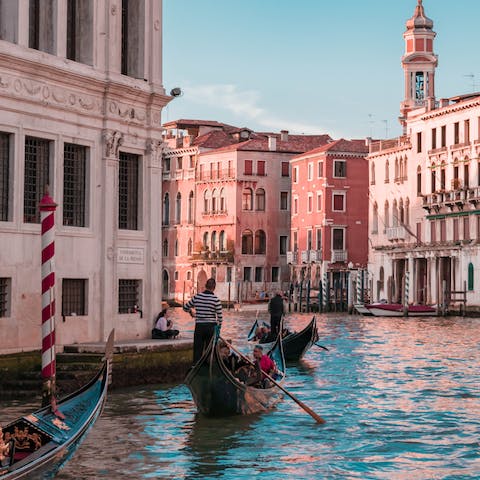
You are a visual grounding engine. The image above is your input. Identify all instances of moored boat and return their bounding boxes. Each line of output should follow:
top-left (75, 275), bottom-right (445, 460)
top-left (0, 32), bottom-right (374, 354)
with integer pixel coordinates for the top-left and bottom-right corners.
top-left (355, 303), bottom-right (437, 317)
top-left (0, 331), bottom-right (114, 480)
top-left (185, 333), bottom-right (286, 417)
top-left (247, 316), bottom-right (318, 361)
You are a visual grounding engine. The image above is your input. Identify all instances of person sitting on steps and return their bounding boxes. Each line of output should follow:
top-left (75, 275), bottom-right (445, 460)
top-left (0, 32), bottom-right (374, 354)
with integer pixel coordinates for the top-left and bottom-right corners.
top-left (152, 302), bottom-right (179, 339)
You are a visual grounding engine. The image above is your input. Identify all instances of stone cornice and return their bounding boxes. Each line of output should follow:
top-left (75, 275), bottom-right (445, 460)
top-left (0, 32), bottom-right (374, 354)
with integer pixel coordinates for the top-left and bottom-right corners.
top-left (421, 98), bottom-right (480, 120)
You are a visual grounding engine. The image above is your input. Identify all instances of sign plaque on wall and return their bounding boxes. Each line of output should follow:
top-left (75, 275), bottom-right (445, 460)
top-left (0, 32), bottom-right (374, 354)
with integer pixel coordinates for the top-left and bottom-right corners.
top-left (117, 247), bottom-right (145, 264)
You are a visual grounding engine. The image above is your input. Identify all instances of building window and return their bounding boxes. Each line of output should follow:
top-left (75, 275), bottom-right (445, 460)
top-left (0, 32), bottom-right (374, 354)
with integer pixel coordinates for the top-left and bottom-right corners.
top-left (431, 128), bottom-right (436, 149)
top-left (431, 168), bottom-right (436, 192)
top-left (118, 279), bottom-right (141, 314)
top-left (67, 0), bottom-right (93, 64)
top-left (307, 229), bottom-right (312, 250)
top-left (440, 166), bottom-right (446, 190)
top-left (121, 0), bottom-right (145, 78)
top-left (317, 160), bottom-right (323, 178)
top-left (0, 278), bottom-right (11, 317)
top-left (255, 188), bottom-right (266, 211)
top-left (203, 232), bottom-right (209, 249)
top-left (244, 159), bottom-right (253, 175)
top-left (454, 122), bottom-right (460, 145)
top-left (118, 152), bottom-right (139, 230)
top-left (24, 136), bottom-right (50, 224)
top-left (63, 143), bottom-right (87, 227)
top-left (174, 271), bottom-right (179, 281)
top-left (279, 235), bottom-right (287, 255)
top-left (226, 267), bottom-right (232, 282)
top-left (372, 202), bottom-right (378, 234)
top-left (281, 162), bottom-right (289, 177)
top-left (220, 188), bottom-right (226, 212)
top-left (464, 216), bottom-right (470, 240)
top-left (293, 196), bottom-right (298, 215)
top-left (242, 188), bottom-right (253, 210)
top-left (464, 119), bottom-right (470, 143)
top-left (257, 160), bottom-right (265, 176)
top-left (271, 267), bottom-right (279, 283)
top-left (177, 157), bottom-right (183, 170)
top-left (242, 229), bottom-right (253, 254)
top-left (317, 192), bottom-right (322, 211)
top-left (162, 239), bottom-right (168, 257)
top-left (430, 221), bottom-right (436, 243)
top-left (332, 228), bottom-right (344, 250)
top-left (332, 193), bottom-right (345, 212)
top-left (62, 279), bottom-right (87, 316)
top-left (211, 231), bottom-right (217, 251)
top-left (464, 164), bottom-right (470, 188)
top-left (293, 166), bottom-right (298, 183)
top-left (453, 218), bottom-right (459, 242)
top-left (384, 201), bottom-right (390, 230)
top-left (163, 193), bottom-right (170, 224)
top-left (441, 125), bottom-right (446, 147)
top-left (316, 228), bottom-right (322, 250)
top-left (0, 132), bottom-right (10, 222)
top-left (308, 163), bottom-right (313, 181)
top-left (219, 230), bottom-right (225, 251)
top-left (417, 166), bottom-right (422, 196)
top-left (292, 231), bottom-right (298, 251)
top-left (280, 191), bottom-right (288, 210)
top-left (163, 157), bottom-right (171, 172)
top-left (440, 219), bottom-right (446, 242)
top-left (416, 132), bottom-right (422, 153)
top-left (203, 190), bottom-right (211, 214)
top-left (175, 192), bottom-right (181, 223)
top-left (243, 267), bottom-right (252, 282)
top-left (385, 160), bottom-right (389, 183)
top-left (307, 193), bottom-right (313, 213)
top-left (174, 239), bottom-right (179, 256)
top-left (255, 230), bottom-right (266, 254)
top-left (188, 191), bottom-right (194, 223)
top-left (162, 270), bottom-right (169, 297)
top-left (333, 160), bottom-right (346, 178)
top-left (187, 238), bottom-right (192, 256)
top-left (371, 162), bottom-right (375, 185)
top-left (468, 263), bottom-right (474, 291)
top-left (28, 0), bottom-right (40, 49)
top-left (255, 267), bottom-right (263, 282)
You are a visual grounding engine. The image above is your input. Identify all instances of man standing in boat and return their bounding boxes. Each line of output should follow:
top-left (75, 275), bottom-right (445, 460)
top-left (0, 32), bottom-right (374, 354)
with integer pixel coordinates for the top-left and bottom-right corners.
top-left (268, 291), bottom-right (284, 338)
top-left (183, 278), bottom-right (223, 364)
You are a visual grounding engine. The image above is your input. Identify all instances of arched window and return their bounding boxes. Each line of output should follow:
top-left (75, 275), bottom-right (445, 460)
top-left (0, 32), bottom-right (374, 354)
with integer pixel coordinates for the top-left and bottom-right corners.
top-left (187, 238), bottom-right (192, 256)
top-left (464, 160), bottom-right (470, 188)
top-left (219, 230), bottom-right (225, 251)
top-left (394, 158), bottom-right (399, 181)
top-left (255, 188), bottom-right (266, 211)
top-left (186, 270), bottom-right (192, 281)
top-left (399, 158), bottom-right (403, 181)
top-left (203, 190), bottom-right (211, 214)
top-left (242, 229), bottom-right (253, 254)
top-left (371, 162), bottom-right (375, 185)
top-left (174, 239), bottom-right (179, 256)
top-left (405, 198), bottom-right (410, 226)
top-left (212, 188), bottom-right (218, 213)
top-left (162, 239), bottom-right (168, 257)
top-left (175, 192), bottom-right (181, 223)
top-left (468, 263), bottom-right (474, 291)
top-left (431, 163), bottom-right (436, 192)
top-left (242, 188), bottom-right (253, 210)
top-left (372, 202), bottom-right (378, 234)
top-left (417, 166), bottom-right (422, 196)
top-left (399, 198), bottom-right (404, 224)
top-left (162, 270), bottom-right (169, 297)
top-left (392, 200), bottom-right (398, 227)
top-left (188, 191), bottom-right (194, 223)
top-left (203, 232), bottom-right (209, 249)
top-left (384, 200), bottom-right (390, 229)
top-left (403, 156), bottom-right (408, 180)
top-left (385, 160), bottom-right (389, 183)
top-left (219, 188), bottom-right (226, 212)
top-left (163, 193), bottom-right (170, 225)
top-left (211, 231), bottom-right (217, 252)
top-left (255, 230), bottom-right (266, 254)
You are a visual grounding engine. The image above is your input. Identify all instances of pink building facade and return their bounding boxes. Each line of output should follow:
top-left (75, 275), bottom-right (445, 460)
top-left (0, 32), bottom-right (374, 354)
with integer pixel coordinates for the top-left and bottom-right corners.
top-left (161, 121), bottom-right (331, 303)
top-left (289, 140), bottom-right (369, 310)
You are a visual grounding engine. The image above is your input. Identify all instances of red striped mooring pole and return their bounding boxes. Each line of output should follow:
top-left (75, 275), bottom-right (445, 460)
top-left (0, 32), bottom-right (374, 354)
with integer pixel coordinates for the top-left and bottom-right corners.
top-left (40, 188), bottom-right (57, 406)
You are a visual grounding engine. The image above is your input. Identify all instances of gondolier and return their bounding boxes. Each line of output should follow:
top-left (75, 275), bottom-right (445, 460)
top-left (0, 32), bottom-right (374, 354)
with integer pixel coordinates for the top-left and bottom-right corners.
top-left (183, 278), bottom-right (223, 364)
top-left (268, 291), bottom-right (284, 337)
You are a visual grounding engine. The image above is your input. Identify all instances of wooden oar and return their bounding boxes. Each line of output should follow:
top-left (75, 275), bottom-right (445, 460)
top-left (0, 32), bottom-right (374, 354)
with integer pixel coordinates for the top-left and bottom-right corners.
top-left (222, 337), bottom-right (326, 424)
top-left (315, 343), bottom-right (330, 351)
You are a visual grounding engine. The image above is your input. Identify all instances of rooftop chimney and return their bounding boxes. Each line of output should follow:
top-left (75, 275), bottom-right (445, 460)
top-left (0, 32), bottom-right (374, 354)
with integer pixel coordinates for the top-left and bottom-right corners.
top-left (268, 136), bottom-right (277, 151)
top-left (280, 130), bottom-right (289, 142)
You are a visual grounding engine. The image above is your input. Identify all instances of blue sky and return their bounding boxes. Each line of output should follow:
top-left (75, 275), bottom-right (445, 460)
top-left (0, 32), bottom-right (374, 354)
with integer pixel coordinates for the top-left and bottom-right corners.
top-left (163, 0), bottom-right (480, 140)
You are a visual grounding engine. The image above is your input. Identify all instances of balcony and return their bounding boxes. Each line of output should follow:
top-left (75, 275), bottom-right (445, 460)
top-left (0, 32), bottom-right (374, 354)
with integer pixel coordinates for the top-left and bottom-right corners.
top-left (386, 226), bottom-right (407, 241)
top-left (369, 136), bottom-right (411, 154)
top-left (197, 168), bottom-right (235, 182)
top-left (301, 249), bottom-right (322, 263)
top-left (287, 251), bottom-right (298, 264)
top-left (331, 250), bottom-right (347, 263)
top-left (423, 187), bottom-right (471, 213)
top-left (190, 250), bottom-right (234, 264)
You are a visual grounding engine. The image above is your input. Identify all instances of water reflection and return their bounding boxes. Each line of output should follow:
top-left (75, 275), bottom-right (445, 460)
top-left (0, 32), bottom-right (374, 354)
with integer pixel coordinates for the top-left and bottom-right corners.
top-left (1, 312), bottom-right (480, 479)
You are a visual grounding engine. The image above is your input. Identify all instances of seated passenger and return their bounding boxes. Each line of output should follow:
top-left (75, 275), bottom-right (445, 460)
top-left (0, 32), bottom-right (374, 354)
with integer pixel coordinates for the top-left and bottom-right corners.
top-left (0, 427), bottom-right (10, 467)
top-left (245, 345), bottom-right (277, 388)
top-left (254, 325), bottom-right (271, 342)
top-left (219, 340), bottom-right (247, 373)
top-left (152, 303), bottom-right (179, 339)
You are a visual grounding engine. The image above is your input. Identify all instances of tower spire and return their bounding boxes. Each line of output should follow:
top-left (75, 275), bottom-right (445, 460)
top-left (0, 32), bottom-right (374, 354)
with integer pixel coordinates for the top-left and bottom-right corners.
top-left (400, 0), bottom-right (438, 132)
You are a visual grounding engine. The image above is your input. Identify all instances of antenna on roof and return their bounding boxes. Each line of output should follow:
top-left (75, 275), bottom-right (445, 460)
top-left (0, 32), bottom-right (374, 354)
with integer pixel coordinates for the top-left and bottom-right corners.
top-left (382, 119), bottom-right (389, 139)
top-left (464, 74), bottom-right (477, 93)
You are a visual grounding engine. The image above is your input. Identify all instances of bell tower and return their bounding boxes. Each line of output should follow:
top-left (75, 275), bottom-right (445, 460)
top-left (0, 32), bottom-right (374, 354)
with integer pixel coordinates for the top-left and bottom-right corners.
top-left (400, 0), bottom-right (438, 132)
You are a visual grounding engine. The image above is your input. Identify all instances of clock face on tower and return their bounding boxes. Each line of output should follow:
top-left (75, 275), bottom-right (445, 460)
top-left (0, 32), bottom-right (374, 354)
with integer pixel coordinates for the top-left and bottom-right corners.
top-left (415, 72), bottom-right (425, 101)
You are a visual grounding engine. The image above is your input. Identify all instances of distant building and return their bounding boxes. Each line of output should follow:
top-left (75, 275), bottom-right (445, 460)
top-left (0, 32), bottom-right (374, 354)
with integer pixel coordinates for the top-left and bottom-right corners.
top-left (368, 0), bottom-right (480, 312)
top-left (289, 139), bottom-right (369, 309)
top-left (161, 120), bottom-right (332, 303)
top-left (0, 1), bottom-right (170, 352)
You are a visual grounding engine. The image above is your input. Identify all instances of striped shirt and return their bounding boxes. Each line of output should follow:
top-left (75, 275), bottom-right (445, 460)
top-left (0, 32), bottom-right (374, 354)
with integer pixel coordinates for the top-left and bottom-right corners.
top-left (183, 290), bottom-right (223, 324)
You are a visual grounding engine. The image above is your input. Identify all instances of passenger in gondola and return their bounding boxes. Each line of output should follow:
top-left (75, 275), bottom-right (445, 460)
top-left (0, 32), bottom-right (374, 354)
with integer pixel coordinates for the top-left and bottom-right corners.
top-left (0, 427), bottom-right (11, 467)
top-left (218, 339), bottom-right (246, 373)
top-left (254, 324), bottom-right (271, 342)
top-left (244, 345), bottom-right (277, 388)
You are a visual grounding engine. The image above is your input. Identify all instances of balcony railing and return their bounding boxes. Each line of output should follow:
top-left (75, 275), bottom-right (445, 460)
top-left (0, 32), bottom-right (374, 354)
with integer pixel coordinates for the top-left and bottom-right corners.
top-left (287, 251), bottom-right (298, 264)
top-left (331, 250), bottom-right (347, 263)
top-left (190, 250), bottom-right (234, 263)
top-left (369, 136), bottom-right (411, 154)
top-left (386, 226), bottom-right (407, 241)
top-left (198, 168), bottom-right (235, 181)
top-left (300, 249), bottom-right (322, 263)
top-left (423, 187), bottom-right (479, 213)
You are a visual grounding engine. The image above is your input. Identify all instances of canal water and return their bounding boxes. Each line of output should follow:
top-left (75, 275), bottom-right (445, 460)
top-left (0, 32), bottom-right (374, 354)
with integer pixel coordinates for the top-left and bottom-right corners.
top-left (2, 311), bottom-right (480, 479)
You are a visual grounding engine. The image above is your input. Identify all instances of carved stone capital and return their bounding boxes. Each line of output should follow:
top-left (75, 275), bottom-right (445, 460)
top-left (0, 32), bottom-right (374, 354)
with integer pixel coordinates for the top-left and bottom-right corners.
top-left (104, 130), bottom-right (124, 158)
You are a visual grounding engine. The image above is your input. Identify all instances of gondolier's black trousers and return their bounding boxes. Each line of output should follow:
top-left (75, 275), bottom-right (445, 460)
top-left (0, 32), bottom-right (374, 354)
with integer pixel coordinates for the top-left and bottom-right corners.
top-left (193, 322), bottom-right (217, 364)
top-left (270, 314), bottom-right (282, 338)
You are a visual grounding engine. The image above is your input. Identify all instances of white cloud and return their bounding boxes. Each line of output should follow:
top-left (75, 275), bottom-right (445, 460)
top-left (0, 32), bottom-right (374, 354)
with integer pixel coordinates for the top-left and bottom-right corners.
top-left (183, 83), bottom-right (331, 135)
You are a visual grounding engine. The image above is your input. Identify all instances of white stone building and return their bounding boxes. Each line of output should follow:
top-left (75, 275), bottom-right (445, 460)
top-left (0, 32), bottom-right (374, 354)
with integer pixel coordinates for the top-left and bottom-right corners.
top-left (368, 0), bottom-right (480, 312)
top-left (0, 1), bottom-right (171, 352)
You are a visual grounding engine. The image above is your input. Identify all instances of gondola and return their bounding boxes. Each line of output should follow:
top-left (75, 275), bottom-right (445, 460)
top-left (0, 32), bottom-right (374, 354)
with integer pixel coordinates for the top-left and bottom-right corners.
top-left (247, 316), bottom-right (318, 361)
top-left (0, 330), bottom-right (114, 480)
top-left (185, 332), bottom-right (286, 417)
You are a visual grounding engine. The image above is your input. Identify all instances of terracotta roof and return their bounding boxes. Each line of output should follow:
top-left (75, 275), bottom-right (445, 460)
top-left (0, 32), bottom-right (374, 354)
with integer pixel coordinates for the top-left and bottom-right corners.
top-left (192, 130), bottom-right (238, 149)
top-left (292, 138), bottom-right (368, 160)
top-left (201, 134), bottom-right (333, 156)
top-left (162, 119), bottom-right (234, 129)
